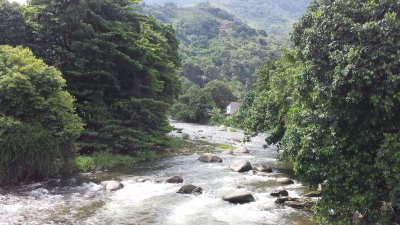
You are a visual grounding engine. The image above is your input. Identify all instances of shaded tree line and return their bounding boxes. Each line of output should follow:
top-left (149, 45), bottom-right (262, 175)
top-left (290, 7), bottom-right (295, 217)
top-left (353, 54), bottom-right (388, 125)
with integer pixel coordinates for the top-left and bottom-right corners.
top-left (0, 0), bottom-right (180, 183)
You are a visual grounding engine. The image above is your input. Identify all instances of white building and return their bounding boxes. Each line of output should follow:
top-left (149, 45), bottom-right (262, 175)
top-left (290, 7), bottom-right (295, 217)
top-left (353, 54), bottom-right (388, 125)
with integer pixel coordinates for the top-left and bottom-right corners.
top-left (226, 102), bottom-right (242, 115)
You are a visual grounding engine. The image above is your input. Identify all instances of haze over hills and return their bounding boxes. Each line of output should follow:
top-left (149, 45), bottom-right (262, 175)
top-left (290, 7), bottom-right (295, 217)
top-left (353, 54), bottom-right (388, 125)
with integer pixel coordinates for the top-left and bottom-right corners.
top-left (138, 3), bottom-right (281, 88)
top-left (143, 0), bottom-right (311, 36)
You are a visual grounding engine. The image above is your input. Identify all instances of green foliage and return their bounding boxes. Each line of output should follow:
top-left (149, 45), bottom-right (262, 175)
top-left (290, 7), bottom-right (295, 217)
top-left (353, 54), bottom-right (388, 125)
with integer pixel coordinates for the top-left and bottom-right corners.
top-left (0, 45), bottom-right (83, 183)
top-left (204, 80), bottom-right (237, 110)
top-left (0, 0), bottom-right (31, 46)
top-left (74, 151), bottom-right (137, 172)
top-left (18, 0), bottom-right (181, 154)
top-left (170, 78), bottom-right (214, 124)
top-left (139, 3), bottom-right (280, 87)
top-left (142, 0), bottom-right (310, 37)
top-left (244, 0), bottom-right (400, 223)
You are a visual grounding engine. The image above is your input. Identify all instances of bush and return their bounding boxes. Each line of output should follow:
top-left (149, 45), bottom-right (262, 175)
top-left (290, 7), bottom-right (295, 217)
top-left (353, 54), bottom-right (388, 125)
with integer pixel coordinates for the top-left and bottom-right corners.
top-left (0, 45), bottom-right (83, 183)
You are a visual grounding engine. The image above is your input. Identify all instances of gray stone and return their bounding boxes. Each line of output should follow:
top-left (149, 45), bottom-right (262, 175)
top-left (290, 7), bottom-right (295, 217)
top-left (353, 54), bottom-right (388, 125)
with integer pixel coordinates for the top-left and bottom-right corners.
top-left (253, 164), bottom-right (273, 173)
top-left (177, 184), bottom-right (203, 195)
top-left (275, 197), bottom-right (315, 210)
top-left (233, 147), bottom-right (250, 154)
top-left (136, 176), bottom-right (153, 183)
top-left (198, 153), bottom-right (223, 163)
top-left (101, 180), bottom-right (124, 191)
top-left (229, 160), bottom-right (252, 172)
top-left (223, 191), bottom-right (255, 204)
top-left (166, 176), bottom-right (183, 183)
top-left (276, 177), bottom-right (294, 185)
top-left (270, 190), bottom-right (289, 197)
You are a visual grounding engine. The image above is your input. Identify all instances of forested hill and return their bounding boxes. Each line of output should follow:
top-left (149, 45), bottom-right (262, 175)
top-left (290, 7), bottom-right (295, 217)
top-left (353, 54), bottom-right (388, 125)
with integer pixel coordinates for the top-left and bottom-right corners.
top-left (138, 3), bottom-right (281, 87)
top-left (143, 0), bottom-right (310, 36)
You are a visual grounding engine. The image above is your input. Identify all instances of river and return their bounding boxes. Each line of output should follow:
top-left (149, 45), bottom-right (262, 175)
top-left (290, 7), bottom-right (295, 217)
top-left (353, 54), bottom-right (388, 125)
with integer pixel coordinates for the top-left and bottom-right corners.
top-left (0, 121), bottom-right (315, 225)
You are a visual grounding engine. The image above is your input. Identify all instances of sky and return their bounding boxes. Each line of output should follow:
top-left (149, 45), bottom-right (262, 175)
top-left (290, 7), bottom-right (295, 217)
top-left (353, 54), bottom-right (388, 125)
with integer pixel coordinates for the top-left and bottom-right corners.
top-left (10, 0), bottom-right (27, 4)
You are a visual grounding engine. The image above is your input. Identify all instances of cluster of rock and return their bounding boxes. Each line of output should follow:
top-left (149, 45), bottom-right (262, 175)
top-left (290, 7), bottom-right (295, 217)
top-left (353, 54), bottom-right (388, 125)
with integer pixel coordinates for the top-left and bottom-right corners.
top-left (98, 143), bottom-right (315, 210)
top-left (271, 189), bottom-right (321, 210)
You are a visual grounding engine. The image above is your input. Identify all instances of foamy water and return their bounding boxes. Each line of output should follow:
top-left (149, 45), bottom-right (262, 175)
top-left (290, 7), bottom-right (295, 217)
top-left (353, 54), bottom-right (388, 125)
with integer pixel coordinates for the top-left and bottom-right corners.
top-left (0, 122), bottom-right (315, 225)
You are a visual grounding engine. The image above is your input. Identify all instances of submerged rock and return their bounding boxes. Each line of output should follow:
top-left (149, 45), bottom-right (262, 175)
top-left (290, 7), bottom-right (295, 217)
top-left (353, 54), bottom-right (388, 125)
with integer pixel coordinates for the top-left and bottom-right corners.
top-left (276, 177), bottom-right (294, 185)
top-left (303, 191), bottom-right (321, 198)
top-left (101, 180), bottom-right (124, 191)
top-left (253, 164), bottom-right (273, 173)
top-left (233, 146), bottom-right (250, 154)
top-left (136, 176), bottom-right (153, 183)
top-left (229, 160), bottom-right (252, 172)
top-left (177, 184), bottom-right (203, 195)
top-left (166, 176), bottom-right (184, 183)
top-left (198, 153), bottom-right (223, 163)
top-left (223, 191), bottom-right (255, 204)
top-left (270, 190), bottom-right (289, 197)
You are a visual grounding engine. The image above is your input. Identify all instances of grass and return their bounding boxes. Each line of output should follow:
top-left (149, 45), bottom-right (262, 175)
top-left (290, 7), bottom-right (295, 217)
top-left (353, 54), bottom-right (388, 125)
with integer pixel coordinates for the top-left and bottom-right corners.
top-left (73, 136), bottom-right (235, 173)
top-left (74, 152), bottom-right (138, 173)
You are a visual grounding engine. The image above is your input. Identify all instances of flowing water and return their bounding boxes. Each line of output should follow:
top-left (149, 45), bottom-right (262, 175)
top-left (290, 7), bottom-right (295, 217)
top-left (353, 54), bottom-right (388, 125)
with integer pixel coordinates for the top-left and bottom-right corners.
top-left (0, 122), bottom-right (316, 225)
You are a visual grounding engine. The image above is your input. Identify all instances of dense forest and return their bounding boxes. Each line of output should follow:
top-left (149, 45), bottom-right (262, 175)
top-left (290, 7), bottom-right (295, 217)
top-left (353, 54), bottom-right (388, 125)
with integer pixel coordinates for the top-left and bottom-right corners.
top-left (138, 3), bottom-right (280, 87)
top-left (0, 0), bottom-right (399, 224)
top-left (242, 0), bottom-right (400, 224)
top-left (0, 0), bottom-right (180, 182)
top-left (143, 0), bottom-right (310, 36)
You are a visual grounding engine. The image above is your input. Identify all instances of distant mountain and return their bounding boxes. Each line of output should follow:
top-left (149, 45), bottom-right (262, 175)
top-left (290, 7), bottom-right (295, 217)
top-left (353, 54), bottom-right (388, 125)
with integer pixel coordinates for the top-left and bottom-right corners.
top-left (142, 0), bottom-right (311, 36)
top-left (137, 3), bottom-right (281, 87)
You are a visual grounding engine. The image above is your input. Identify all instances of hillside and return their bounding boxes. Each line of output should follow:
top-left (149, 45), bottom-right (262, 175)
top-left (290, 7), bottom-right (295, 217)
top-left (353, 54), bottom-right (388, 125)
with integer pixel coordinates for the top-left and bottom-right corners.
top-left (143, 0), bottom-right (311, 36)
top-left (138, 3), bottom-right (281, 87)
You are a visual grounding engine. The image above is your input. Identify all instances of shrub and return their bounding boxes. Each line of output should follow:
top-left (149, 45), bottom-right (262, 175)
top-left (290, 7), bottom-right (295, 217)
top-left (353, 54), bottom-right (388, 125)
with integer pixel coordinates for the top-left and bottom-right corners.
top-left (0, 45), bottom-right (83, 183)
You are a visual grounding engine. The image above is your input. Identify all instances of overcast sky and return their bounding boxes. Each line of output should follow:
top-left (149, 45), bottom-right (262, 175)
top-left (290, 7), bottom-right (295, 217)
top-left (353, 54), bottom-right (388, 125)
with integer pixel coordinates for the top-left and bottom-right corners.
top-left (11, 0), bottom-right (27, 4)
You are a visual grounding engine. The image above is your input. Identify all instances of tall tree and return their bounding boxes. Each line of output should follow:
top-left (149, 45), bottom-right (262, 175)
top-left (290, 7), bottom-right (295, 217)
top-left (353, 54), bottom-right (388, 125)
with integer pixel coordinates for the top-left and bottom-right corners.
top-left (244, 0), bottom-right (400, 223)
top-left (0, 45), bottom-right (83, 183)
top-left (0, 0), bottom-right (31, 46)
top-left (23, 0), bottom-right (181, 154)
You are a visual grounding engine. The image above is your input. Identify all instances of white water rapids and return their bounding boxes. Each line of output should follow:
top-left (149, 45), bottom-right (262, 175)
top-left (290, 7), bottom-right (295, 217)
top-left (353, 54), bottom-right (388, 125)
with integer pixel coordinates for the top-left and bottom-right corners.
top-left (0, 122), bottom-right (315, 225)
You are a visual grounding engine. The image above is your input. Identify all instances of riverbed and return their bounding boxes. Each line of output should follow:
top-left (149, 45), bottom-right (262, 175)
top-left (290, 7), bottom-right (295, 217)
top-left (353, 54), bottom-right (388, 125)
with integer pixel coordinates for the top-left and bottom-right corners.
top-left (0, 121), bottom-right (315, 225)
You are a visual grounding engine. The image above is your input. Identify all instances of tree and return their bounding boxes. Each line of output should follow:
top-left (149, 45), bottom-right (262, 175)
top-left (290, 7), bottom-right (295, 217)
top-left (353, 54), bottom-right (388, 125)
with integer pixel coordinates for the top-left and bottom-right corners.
top-left (0, 45), bottom-right (83, 184)
top-left (170, 77), bottom-right (214, 124)
top-left (22, 0), bottom-right (181, 154)
top-left (0, 0), bottom-right (31, 46)
top-left (245, 0), bottom-right (400, 223)
top-left (203, 79), bottom-right (238, 110)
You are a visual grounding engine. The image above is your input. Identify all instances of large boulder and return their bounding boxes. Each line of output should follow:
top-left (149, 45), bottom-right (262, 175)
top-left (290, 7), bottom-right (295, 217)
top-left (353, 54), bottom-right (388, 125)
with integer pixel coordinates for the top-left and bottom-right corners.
top-left (177, 185), bottom-right (203, 195)
top-left (198, 153), bottom-right (223, 163)
top-left (270, 190), bottom-right (289, 197)
top-left (276, 177), bottom-right (294, 185)
top-left (233, 147), bottom-right (250, 154)
top-left (166, 176), bottom-right (184, 183)
top-left (253, 164), bottom-right (273, 173)
top-left (101, 180), bottom-right (124, 191)
top-left (223, 191), bottom-right (255, 204)
top-left (229, 160), bottom-right (252, 172)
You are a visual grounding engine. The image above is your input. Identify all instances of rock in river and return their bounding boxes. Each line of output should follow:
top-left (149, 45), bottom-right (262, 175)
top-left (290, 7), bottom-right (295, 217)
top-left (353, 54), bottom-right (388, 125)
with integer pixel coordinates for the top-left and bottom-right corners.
top-left (223, 191), bottom-right (255, 204)
top-left (177, 185), bottom-right (203, 195)
top-left (166, 176), bottom-right (184, 183)
top-left (276, 177), bottom-right (294, 185)
top-left (229, 159), bottom-right (252, 172)
top-left (101, 180), bottom-right (124, 191)
top-left (270, 190), bottom-right (289, 197)
top-left (275, 197), bottom-right (314, 210)
top-left (253, 164), bottom-right (273, 173)
top-left (198, 153), bottom-right (222, 163)
top-left (303, 191), bottom-right (321, 198)
top-left (233, 146), bottom-right (250, 154)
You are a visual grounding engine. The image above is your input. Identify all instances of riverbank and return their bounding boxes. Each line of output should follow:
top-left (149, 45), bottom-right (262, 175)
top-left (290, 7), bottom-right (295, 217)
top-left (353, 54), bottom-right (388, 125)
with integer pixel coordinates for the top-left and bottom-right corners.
top-left (0, 121), bottom-right (317, 225)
